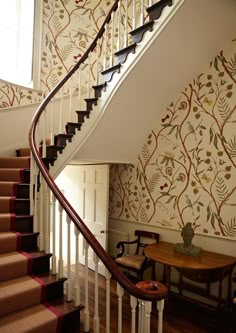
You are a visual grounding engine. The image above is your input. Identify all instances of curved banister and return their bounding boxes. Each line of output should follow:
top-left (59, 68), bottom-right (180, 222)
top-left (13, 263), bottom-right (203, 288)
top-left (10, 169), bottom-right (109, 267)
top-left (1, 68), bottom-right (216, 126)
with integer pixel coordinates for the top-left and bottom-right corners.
top-left (29, 0), bottom-right (167, 302)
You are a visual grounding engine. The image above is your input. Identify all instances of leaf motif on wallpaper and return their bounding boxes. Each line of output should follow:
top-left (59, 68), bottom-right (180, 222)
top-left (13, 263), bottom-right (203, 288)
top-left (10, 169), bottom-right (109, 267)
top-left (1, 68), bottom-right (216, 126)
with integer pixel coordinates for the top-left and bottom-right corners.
top-left (167, 124), bottom-right (179, 139)
top-left (50, 72), bottom-right (59, 87)
top-left (223, 217), bottom-right (236, 237)
top-left (140, 206), bottom-right (148, 222)
top-left (226, 135), bottom-right (236, 158)
top-left (218, 97), bottom-right (231, 121)
top-left (141, 144), bottom-right (150, 163)
top-left (58, 44), bottom-right (74, 62)
top-left (227, 53), bottom-right (236, 77)
top-left (147, 173), bottom-right (161, 193)
top-left (216, 177), bottom-right (228, 202)
top-left (166, 195), bottom-right (177, 209)
top-left (52, 15), bottom-right (62, 32)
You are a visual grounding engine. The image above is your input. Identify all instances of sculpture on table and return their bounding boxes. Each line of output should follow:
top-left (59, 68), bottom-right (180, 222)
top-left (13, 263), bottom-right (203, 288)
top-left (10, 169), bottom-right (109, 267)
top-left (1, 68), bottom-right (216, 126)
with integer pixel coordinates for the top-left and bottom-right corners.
top-left (174, 222), bottom-right (202, 257)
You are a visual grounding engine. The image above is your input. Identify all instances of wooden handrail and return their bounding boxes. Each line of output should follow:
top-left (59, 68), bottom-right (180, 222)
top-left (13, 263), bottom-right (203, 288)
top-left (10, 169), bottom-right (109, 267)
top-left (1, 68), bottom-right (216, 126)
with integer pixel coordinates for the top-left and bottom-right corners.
top-left (29, 0), bottom-right (167, 302)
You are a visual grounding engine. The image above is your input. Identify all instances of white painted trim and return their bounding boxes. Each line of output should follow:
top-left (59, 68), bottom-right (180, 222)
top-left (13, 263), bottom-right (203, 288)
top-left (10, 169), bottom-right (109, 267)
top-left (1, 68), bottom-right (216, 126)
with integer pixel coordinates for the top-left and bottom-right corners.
top-left (32, 0), bottom-right (43, 90)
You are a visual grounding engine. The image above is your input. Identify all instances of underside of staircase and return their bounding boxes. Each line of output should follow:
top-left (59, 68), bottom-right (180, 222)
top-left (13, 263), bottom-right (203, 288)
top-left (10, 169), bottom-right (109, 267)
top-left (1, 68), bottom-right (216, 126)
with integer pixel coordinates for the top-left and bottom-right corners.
top-left (0, 150), bottom-right (82, 333)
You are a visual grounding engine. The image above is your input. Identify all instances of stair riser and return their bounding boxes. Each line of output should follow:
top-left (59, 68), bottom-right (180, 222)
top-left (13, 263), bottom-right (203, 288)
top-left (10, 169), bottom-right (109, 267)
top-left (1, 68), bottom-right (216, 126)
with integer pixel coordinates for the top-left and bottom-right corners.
top-left (21, 234), bottom-right (38, 251)
top-left (16, 184), bottom-right (30, 198)
top-left (32, 256), bottom-right (51, 275)
top-left (14, 200), bottom-right (30, 215)
top-left (15, 216), bottom-right (33, 233)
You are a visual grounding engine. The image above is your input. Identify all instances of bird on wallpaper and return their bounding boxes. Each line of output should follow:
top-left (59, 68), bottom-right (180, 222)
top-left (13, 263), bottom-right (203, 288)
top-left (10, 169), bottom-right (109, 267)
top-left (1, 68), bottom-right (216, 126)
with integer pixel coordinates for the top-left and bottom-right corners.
top-left (187, 122), bottom-right (197, 141)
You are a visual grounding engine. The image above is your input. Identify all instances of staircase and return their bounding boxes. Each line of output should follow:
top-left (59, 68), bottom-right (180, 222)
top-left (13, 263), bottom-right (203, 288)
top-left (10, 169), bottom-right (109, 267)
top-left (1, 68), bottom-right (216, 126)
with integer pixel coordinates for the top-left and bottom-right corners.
top-left (0, 152), bottom-right (82, 332)
top-left (1, 0), bottom-right (236, 332)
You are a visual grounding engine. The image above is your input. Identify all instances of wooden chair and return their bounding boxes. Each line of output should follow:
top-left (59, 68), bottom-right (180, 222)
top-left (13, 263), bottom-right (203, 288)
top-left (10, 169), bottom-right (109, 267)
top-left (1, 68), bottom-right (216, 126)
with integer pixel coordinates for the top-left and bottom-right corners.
top-left (114, 230), bottom-right (160, 281)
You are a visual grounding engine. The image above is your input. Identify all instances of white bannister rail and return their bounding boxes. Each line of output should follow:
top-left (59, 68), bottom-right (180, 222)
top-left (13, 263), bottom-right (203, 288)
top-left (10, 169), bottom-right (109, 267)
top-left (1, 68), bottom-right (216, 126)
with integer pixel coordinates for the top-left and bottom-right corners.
top-left (29, 0), bottom-right (176, 331)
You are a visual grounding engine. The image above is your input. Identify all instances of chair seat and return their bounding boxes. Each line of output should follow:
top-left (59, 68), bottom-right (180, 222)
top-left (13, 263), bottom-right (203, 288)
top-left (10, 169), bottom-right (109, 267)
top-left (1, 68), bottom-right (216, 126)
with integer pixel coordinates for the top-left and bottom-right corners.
top-left (115, 255), bottom-right (149, 270)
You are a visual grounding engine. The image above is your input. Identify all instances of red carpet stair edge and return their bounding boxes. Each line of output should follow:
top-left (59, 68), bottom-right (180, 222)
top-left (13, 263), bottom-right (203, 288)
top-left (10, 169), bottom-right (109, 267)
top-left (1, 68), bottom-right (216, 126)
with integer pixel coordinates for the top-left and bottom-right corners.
top-left (0, 150), bottom-right (82, 333)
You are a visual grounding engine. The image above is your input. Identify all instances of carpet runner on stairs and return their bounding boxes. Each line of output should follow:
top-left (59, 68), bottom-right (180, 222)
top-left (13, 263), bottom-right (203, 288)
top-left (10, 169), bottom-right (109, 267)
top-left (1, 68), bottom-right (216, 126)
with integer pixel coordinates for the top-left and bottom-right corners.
top-left (0, 150), bottom-right (82, 333)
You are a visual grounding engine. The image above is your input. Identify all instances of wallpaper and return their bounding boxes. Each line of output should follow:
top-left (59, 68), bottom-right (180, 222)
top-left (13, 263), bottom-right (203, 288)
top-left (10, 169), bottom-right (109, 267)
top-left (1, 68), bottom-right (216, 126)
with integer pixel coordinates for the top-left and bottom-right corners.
top-left (0, 0), bottom-right (112, 109)
top-left (109, 40), bottom-right (236, 239)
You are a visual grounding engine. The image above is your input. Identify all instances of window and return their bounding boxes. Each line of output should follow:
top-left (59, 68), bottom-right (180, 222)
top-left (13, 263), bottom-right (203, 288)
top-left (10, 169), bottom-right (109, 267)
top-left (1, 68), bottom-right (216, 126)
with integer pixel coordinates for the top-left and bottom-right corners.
top-left (0, 0), bottom-right (41, 88)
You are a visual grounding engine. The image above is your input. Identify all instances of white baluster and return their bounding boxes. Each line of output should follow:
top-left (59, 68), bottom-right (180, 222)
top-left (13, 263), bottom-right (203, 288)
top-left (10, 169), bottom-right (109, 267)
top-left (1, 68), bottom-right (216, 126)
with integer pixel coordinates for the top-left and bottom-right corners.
top-left (59, 87), bottom-right (63, 133)
top-left (73, 225), bottom-right (81, 306)
top-left (29, 154), bottom-right (35, 216)
top-left (39, 176), bottom-right (45, 250)
top-left (78, 68), bottom-right (82, 110)
top-left (96, 42), bottom-right (99, 85)
top-left (50, 193), bottom-right (57, 274)
top-left (130, 296), bottom-right (137, 333)
top-left (144, 301), bottom-right (152, 333)
top-left (117, 2), bottom-right (121, 51)
top-left (64, 216), bottom-right (71, 301)
top-left (157, 299), bottom-right (165, 333)
top-left (140, 0), bottom-right (144, 26)
top-left (58, 203), bottom-right (64, 278)
top-left (83, 239), bottom-right (90, 332)
top-left (42, 109), bottom-right (46, 158)
top-left (33, 165), bottom-right (38, 234)
top-left (50, 97), bottom-right (54, 144)
top-left (69, 77), bottom-right (73, 122)
top-left (93, 253), bottom-right (100, 333)
top-left (132, 0), bottom-right (136, 30)
top-left (45, 184), bottom-right (50, 253)
top-left (110, 12), bottom-right (114, 67)
top-left (124, 0), bottom-right (128, 47)
top-left (103, 24), bottom-right (108, 70)
top-left (87, 53), bottom-right (91, 98)
top-left (105, 269), bottom-right (111, 333)
top-left (138, 300), bottom-right (145, 333)
top-left (117, 283), bottom-right (124, 333)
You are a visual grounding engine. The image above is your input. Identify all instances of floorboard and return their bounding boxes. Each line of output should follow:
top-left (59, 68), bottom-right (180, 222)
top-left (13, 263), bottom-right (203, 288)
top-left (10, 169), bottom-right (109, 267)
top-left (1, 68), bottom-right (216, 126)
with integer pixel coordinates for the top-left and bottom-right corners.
top-left (68, 264), bottom-right (233, 333)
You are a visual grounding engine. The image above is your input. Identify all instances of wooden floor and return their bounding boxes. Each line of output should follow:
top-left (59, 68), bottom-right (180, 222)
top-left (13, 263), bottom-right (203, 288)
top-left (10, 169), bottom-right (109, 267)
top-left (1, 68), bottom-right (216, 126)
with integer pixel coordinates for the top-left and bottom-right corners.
top-left (69, 265), bottom-right (234, 333)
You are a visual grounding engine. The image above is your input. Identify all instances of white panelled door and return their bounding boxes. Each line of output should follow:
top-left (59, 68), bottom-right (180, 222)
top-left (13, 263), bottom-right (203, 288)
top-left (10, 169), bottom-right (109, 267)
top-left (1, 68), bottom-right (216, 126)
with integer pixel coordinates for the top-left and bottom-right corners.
top-left (77, 164), bottom-right (110, 275)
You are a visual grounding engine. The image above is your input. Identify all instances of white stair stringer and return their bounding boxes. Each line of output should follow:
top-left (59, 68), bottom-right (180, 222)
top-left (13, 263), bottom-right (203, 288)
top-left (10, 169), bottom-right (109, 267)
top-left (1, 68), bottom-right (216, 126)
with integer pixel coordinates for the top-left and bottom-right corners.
top-left (50, 0), bottom-right (236, 178)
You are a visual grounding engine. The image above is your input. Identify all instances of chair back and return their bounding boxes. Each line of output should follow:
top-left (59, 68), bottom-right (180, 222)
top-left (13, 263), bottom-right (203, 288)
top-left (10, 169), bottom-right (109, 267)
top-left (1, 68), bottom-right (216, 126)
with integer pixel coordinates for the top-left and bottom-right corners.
top-left (134, 230), bottom-right (160, 255)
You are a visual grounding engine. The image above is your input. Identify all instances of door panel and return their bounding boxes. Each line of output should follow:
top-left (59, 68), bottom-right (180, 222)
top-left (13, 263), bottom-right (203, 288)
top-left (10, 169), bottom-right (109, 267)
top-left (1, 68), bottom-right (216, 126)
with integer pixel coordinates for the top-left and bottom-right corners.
top-left (77, 164), bottom-right (109, 275)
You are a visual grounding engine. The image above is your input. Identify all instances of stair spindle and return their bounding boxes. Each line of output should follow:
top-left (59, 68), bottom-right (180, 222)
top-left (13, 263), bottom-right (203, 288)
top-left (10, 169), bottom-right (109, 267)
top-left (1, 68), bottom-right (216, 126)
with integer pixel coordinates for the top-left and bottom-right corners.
top-left (50, 192), bottom-right (57, 274)
top-left (93, 253), bottom-right (100, 333)
top-left (50, 97), bottom-right (54, 144)
top-left (110, 12), bottom-right (114, 67)
top-left (132, 0), bottom-right (136, 30)
top-left (105, 270), bottom-right (112, 333)
top-left (39, 176), bottom-right (45, 251)
top-left (124, 0), bottom-right (128, 47)
top-left (69, 77), bottom-right (73, 122)
top-left (66, 215), bottom-right (72, 302)
top-left (130, 296), bottom-right (137, 333)
top-left (45, 184), bottom-right (50, 253)
top-left (42, 110), bottom-right (46, 158)
top-left (58, 203), bottom-right (64, 278)
top-left (59, 87), bottom-right (63, 134)
top-left (117, 1), bottom-right (121, 51)
top-left (73, 225), bottom-right (81, 306)
top-left (96, 43), bottom-right (99, 85)
top-left (78, 68), bottom-right (81, 110)
top-left (83, 239), bottom-right (90, 332)
top-left (140, 0), bottom-right (144, 26)
top-left (87, 53), bottom-right (91, 98)
top-left (103, 24), bottom-right (108, 70)
top-left (157, 299), bottom-right (165, 333)
top-left (117, 284), bottom-right (124, 333)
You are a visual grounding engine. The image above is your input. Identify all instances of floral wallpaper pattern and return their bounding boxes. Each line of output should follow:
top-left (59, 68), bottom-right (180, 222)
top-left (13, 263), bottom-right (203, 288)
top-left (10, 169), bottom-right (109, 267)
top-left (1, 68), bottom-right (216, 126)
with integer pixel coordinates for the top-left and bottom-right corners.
top-left (0, 0), bottom-right (112, 109)
top-left (109, 40), bottom-right (236, 239)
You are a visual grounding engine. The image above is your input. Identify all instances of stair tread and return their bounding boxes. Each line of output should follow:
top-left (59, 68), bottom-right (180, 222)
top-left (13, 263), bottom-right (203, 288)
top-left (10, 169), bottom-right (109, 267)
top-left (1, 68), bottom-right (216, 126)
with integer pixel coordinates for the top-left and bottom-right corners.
top-left (0, 303), bottom-right (60, 332)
